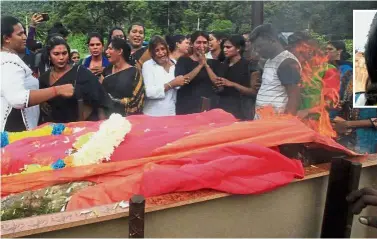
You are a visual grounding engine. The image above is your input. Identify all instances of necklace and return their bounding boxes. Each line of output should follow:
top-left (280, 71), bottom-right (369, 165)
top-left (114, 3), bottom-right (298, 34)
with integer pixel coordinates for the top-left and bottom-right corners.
top-left (50, 66), bottom-right (71, 85)
top-left (112, 63), bottom-right (129, 74)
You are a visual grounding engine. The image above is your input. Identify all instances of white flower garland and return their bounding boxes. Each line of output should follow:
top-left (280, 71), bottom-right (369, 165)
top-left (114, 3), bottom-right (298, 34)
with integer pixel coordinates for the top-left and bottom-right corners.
top-left (72, 114), bottom-right (132, 166)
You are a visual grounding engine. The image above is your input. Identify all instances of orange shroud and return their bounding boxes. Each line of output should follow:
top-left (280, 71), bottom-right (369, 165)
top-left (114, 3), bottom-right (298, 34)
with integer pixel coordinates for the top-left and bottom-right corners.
top-left (1, 110), bottom-right (356, 211)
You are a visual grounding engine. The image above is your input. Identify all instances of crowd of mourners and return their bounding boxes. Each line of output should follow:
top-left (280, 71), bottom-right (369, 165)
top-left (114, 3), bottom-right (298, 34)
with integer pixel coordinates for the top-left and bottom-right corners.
top-left (1, 14), bottom-right (376, 154)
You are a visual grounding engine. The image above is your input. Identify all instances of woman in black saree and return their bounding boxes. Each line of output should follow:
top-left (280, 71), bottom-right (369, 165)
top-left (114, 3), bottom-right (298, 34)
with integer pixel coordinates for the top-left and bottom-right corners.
top-left (102, 37), bottom-right (145, 116)
top-left (39, 36), bottom-right (110, 123)
top-left (216, 35), bottom-right (258, 120)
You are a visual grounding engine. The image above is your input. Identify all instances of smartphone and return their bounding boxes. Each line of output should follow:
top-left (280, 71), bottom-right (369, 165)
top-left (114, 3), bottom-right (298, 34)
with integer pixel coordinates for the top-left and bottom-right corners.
top-left (40, 13), bottom-right (49, 22)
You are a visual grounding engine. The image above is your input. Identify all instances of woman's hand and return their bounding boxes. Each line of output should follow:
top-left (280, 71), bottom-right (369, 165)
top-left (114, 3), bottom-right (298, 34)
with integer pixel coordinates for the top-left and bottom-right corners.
top-left (198, 53), bottom-right (207, 66)
top-left (90, 66), bottom-right (104, 76)
top-left (56, 84), bottom-right (74, 98)
top-left (332, 119), bottom-right (351, 134)
top-left (171, 75), bottom-right (188, 87)
top-left (347, 187), bottom-right (377, 228)
top-left (30, 13), bottom-right (43, 27)
top-left (216, 77), bottom-right (235, 87)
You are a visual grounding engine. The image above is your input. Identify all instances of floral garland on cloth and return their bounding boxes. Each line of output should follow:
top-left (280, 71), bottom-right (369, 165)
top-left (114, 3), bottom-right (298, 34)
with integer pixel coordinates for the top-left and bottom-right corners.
top-left (19, 114), bottom-right (132, 174)
top-left (71, 113), bottom-right (132, 166)
top-left (1, 124), bottom-right (72, 148)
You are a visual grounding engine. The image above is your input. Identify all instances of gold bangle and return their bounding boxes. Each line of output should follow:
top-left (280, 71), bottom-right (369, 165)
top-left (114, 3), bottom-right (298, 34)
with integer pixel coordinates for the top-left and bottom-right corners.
top-left (167, 83), bottom-right (173, 89)
top-left (120, 98), bottom-right (129, 105)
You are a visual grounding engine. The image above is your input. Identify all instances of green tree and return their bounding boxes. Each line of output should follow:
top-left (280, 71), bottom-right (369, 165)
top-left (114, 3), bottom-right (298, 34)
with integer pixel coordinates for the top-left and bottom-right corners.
top-left (207, 20), bottom-right (233, 34)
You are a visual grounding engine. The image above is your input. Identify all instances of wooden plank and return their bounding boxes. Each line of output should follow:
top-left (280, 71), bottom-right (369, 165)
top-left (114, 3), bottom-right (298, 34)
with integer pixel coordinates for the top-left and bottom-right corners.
top-left (129, 195), bottom-right (145, 238)
top-left (1, 155), bottom-right (376, 238)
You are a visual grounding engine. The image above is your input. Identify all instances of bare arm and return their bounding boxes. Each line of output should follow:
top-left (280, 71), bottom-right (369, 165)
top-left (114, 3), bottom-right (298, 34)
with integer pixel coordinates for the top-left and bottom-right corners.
top-left (347, 119), bottom-right (374, 128)
top-left (204, 63), bottom-right (219, 84)
top-left (183, 63), bottom-right (204, 82)
top-left (284, 84), bottom-right (301, 115)
top-left (232, 82), bottom-right (258, 95)
top-left (277, 59), bottom-right (301, 115)
top-left (28, 85), bottom-right (73, 106)
top-left (332, 117), bottom-right (376, 134)
top-left (2, 62), bottom-right (73, 108)
top-left (233, 71), bottom-right (261, 95)
top-left (217, 71), bottom-right (261, 96)
top-left (163, 75), bottom-right (186, 92)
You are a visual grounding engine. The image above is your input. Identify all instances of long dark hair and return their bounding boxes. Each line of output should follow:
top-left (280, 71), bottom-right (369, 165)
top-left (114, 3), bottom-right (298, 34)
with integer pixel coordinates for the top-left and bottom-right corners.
top-left (165, 35), bottom-right (186, 52)
top-left (365, 18), bottom-right (377, 105)
top-left (110, 37), bottom-right (131, 62)
top-left (223, 34), bottom-right (246, 56)
top-left (148, 35), bottom-right (169, 61)
top-left (45, 35), bottom-right (71, 66)
top-left (328, 40), bottom-right (351, 61)
top-left (209, 31), bottom-right (226, 42)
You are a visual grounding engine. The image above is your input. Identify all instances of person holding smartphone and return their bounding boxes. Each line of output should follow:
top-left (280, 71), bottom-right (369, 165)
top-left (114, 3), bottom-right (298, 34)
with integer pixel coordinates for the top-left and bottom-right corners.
top-left (1, 16), bottom-right (74, 132)
top-left (26, 13), bottom-right (44, 49)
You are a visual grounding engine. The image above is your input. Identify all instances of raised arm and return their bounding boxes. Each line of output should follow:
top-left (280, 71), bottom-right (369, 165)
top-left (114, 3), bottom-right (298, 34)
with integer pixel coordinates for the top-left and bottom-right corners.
top-left (26, 14), bottom-right (43, 47)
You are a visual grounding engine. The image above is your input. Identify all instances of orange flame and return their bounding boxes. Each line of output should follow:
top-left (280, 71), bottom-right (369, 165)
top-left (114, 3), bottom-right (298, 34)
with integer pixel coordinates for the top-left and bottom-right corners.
top-left (292, 41), bottom-right (340, 138)
top-left (256, 42), bottom-right (340, 138)
top-left (255, 106), bottom-right (295, 120)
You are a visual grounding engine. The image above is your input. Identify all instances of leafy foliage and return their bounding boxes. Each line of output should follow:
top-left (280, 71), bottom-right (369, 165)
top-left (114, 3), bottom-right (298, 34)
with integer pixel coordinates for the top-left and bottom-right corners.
top-left (0, 0), bottom-right (363, 55)
top-left (2, 1), bottom-right (375, 39)
top-left (207, 20), bottom-right (233, 34)
top-left (67, 33), bottom-right (88, 56)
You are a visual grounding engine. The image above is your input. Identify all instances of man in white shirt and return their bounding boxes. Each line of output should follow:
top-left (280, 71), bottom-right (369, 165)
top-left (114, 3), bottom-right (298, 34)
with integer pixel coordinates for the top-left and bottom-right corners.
top-left (249, 24), bottom-right (301, 118)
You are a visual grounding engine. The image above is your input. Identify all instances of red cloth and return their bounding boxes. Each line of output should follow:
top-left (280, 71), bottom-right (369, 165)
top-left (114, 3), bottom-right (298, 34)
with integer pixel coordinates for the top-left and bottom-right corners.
top-left (1, 110), bottom-right (357, 211)
top-left (322, 67), bottom-right (341, 103)
top-left (1, 111), bottom-right (236, 175)
top-left (67, 143), bottom-right (304, 210)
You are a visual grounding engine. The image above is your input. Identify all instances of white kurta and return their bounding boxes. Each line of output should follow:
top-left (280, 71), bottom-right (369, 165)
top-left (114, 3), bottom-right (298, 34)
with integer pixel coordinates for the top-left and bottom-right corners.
top-left (142, 59), bottom-right (178, 116)
top-left (1, 52), bottom-right (40, 131)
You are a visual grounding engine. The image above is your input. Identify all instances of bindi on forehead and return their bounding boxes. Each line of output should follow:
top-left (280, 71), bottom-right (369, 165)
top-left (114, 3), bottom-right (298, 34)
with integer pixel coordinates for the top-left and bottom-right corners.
top-left (52, 45), bottom-right (67, 52)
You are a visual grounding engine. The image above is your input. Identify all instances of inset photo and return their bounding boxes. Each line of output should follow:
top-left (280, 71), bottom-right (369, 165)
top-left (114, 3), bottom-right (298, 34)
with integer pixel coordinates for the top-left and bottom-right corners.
top-left (354, 10), bottom-right (377, 107)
